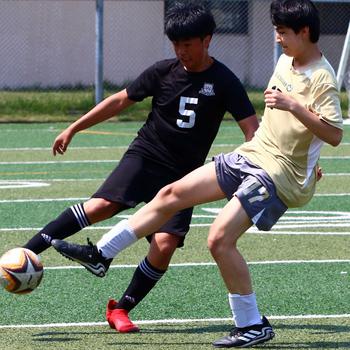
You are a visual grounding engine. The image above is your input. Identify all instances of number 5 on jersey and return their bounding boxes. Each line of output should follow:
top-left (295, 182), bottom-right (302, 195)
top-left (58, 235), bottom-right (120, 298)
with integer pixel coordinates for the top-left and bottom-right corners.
top-left (177, 96), bottom-right (198, 129)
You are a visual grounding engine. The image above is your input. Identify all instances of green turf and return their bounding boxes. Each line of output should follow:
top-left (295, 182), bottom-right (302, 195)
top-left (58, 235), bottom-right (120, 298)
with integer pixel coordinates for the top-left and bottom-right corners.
top-left (0, 225), bottom-right (349, 268)
top-left (0, 318), bottom-right (349, 350)
top-left (1, 262), bottom-right (349, 325)
top-left (0, 122), bottom-right (349, 350)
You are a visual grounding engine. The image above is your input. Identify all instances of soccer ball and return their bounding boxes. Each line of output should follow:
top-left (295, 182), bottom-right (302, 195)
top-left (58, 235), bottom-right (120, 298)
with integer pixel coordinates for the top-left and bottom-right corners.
top-left (0, 248), bottom-right (44, 294)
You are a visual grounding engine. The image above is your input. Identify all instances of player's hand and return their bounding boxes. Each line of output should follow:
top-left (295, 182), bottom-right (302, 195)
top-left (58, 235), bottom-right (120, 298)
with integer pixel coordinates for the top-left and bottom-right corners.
top-left (264, 88), bottom-right (295, 111)
top-left (52, 129), bottom-right (73, 156)
top-left (316, 165), bottom-right (323, 182)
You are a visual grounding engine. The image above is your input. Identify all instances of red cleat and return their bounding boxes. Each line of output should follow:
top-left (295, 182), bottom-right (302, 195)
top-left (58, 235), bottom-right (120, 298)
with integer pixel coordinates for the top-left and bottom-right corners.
top-left (106, 299), bottom-right (140, 333)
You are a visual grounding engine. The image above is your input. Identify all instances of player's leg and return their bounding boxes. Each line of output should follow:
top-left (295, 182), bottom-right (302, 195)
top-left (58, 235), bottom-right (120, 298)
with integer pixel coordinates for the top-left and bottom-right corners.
top-left (209, 158), bottom-right (287, 347)
top-left (118, 232), bottom-right (180, 309)
top-left (108, 205), bottom-right (191, 332)
top-left (107, 232), bottom-right (181, 333)
top-left (23, 153), bottom-right (135, 256)
top-left (208, 196), bottom-right (253, 295)
top-left (23, 198), bottom-right (123, 254)
top-left (52, 161), bottom-right (225, 266)
top-left (210, 195), bottom-right (275, 348)
top-left (23, 153), bottom-right (135, 255)
top-left (94, 161), bottom-right (225, 259)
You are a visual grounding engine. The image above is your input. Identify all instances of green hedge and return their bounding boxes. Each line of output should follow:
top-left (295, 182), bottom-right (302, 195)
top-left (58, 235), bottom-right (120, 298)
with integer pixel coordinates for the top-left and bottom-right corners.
top-left (0, 89), bottom-right (347, 123)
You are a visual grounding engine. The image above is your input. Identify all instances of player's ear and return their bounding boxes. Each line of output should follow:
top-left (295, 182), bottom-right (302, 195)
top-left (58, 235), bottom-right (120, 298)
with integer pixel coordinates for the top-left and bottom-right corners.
top-left (300, 26), bottom-right (310, 40)
top-left (203, 35), bottom-right (212, 48)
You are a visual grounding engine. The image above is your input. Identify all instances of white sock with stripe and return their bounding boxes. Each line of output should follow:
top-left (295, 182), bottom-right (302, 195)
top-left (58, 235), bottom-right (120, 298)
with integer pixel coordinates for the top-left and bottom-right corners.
top-left (96, 219), bottom-right (138, 259)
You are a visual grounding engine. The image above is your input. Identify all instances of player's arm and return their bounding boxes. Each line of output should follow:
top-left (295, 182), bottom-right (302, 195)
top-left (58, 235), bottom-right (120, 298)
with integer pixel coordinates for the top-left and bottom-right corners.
top-left (264, 88), bottom-right (342, 146)
top-left (237, 114), bottom-right (259, 141)
top-left (53, 89), bottom-right (135, 155)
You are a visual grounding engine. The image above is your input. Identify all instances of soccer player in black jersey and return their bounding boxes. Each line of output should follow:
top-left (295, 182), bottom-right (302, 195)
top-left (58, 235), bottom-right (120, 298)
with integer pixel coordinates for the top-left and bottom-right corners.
top-left (23, 2), bottom-right (258, 333)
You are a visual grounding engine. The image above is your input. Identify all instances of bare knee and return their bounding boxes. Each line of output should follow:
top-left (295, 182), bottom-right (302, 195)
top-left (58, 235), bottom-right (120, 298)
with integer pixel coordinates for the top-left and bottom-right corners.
top-left (147, 233), bottom-right (180, 269)
top-left (207, 225), bottom-right (237, 260)
top-left (207, 227), bottom-right (224, 260)
top-left (156, 183), bottom-right (182, 211)
top-left (158, 183), bottom-right (178, 200)
top-left (83, 198), bottom-right (123, 223)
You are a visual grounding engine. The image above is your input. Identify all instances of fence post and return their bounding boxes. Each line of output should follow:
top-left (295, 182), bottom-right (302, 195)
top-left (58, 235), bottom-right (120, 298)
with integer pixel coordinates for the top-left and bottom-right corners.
top-left (95, 0), bottom-right (104, 104)
top-left (337, 20), bottom-right (350, 90)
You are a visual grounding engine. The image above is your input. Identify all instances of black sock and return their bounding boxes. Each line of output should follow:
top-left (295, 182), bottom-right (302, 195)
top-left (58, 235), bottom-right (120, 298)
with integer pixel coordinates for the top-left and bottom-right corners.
top-left (117, 257), bottom-right (166, 311)
top-left (23, 203), bottom-right (90, 254)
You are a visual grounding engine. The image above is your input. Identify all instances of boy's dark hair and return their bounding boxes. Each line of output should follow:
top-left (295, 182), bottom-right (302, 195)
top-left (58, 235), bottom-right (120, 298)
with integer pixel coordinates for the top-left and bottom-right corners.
top-left (270, 0), bottom-right (320, 43)
top-left (165, 2), bottom-right (216, 41)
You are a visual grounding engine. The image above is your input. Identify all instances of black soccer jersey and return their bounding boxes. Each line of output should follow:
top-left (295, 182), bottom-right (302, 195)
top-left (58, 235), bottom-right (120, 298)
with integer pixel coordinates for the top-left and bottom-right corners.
top-left (126, 58), bottom-right (255, 174)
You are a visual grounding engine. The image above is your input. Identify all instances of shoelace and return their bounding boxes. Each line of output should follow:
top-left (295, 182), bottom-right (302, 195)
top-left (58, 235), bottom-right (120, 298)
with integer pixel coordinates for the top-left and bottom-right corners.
top-left (86, 237), bottom-right (107, 262)
top-left (87, 237), bottom-right (95, 247)
top-left (85, 238), bottom-right (97, 257)
top-left (229, 327), bottom-right (242, 338)
top-left (230, 324), bottom-right (260, 338)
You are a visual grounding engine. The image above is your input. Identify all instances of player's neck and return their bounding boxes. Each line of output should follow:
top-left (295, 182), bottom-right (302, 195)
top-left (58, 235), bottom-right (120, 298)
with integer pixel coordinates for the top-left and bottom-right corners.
top-left (201, 56), bottom-right (214, 71)
top-left (185, 56), bottom-right (214, 73)
top-left (292, 44), bottom-right (321, 70)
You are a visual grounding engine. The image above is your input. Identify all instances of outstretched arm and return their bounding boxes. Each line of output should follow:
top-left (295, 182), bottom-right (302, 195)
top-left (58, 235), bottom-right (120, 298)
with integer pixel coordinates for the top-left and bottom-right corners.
top-left (52, 89), bottom-right (135, 155)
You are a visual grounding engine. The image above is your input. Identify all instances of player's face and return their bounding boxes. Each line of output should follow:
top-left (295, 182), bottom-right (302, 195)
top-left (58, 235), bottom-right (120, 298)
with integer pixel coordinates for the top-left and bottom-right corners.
top-left (172, 36), bottom-right (211, 72)
top-left (274, 25), bottom-right (308, 58)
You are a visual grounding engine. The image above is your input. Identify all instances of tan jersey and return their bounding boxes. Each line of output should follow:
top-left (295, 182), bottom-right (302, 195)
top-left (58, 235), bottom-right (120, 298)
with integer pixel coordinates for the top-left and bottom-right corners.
top-left (237, 54), bottom-right (343, 208)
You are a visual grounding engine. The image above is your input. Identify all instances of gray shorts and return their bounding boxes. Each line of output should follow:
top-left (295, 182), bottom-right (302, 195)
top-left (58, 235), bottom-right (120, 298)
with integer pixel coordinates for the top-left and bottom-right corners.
top-left (214, 152), bottom-right (287, 231)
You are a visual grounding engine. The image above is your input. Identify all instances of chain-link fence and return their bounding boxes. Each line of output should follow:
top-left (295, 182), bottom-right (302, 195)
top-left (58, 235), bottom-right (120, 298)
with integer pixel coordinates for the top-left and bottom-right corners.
top-left (1, 0), bottom-right (349, 95)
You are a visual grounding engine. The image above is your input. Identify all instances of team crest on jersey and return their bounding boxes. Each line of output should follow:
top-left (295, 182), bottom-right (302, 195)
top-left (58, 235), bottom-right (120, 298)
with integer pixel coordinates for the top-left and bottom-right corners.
top-left (199, 83), bottom-right (215, 96)
top-left (275, 72), bottom-right (293, 92)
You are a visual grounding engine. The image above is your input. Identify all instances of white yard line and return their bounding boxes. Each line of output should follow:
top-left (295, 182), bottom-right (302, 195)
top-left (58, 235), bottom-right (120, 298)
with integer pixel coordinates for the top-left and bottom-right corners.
top-left (1, 155), bottom-right (349, 165)
top-left (2, 140), bottom-right (350, 151)
top-left (0, 146), bottom-right (127, 151)
top-left (0, 160), bottom-right (118, 165)
top-left (1, 193), bottom-right (350, 203)
top-left (44, 259), bottom-right (350, 271)
top-left (2, 202), bottom-right (350, 235)
top-left (2, 224), bottom-right (350, 235)
top-left (0, 197), bottom-right (89, 203)
top-left (1, 314), bottom-right (349, 329)
top-left (1, 151), bottom-right (350, 165)
top-left (0, 178), bottom-right (101, 182)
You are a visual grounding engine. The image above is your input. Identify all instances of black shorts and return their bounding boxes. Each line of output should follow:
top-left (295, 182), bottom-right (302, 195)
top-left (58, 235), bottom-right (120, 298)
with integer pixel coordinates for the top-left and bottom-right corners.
top-left (92, 153), bottom-right (193, 243)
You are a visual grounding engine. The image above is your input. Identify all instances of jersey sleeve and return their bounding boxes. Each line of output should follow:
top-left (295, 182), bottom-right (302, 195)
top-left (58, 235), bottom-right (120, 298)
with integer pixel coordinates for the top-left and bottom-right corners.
top-left (224, 73), bottom-right (256, 121)
top-left (126, 63), bottom-right (158, 102)
top-left (309, 73), bottom-right (343, 130)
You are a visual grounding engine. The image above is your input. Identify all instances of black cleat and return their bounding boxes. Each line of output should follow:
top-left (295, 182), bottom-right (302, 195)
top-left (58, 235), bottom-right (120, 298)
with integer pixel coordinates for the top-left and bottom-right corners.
top-left (51, 238), bottom-right (112, 277)
top-left (213, 316), bottom-right (275, 348)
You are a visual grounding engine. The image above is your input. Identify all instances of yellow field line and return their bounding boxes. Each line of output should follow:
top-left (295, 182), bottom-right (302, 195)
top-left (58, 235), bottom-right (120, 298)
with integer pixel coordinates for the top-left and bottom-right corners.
top-left (0, 172), bottom-right (49, 176)
top-left (79, 130), bottom-right (135, 136)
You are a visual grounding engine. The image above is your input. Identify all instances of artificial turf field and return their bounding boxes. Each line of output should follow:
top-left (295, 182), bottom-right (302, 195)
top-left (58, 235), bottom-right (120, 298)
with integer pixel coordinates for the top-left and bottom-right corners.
top-left (0, 121), bottom-right (349, 349)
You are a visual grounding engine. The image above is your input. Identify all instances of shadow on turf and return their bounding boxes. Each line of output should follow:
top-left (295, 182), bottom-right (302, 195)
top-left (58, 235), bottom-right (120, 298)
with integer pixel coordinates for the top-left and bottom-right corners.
top-left (31, 323), bottom-right (350, 348)
top-left (262, 343), bottom-right (350, 349)
top-left (32, 330), bottom-right (113, 343)
top-left (261, 323), bottom-right (350, 349)
top-left (276, 322), bottom-right (350, 334)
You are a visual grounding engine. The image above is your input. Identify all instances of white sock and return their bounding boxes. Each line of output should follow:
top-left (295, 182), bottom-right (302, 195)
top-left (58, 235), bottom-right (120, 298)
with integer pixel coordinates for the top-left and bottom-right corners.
top-left (96, 219), bottom-right (138, 259)
top-left (228, 292), bottom-right (262, 328)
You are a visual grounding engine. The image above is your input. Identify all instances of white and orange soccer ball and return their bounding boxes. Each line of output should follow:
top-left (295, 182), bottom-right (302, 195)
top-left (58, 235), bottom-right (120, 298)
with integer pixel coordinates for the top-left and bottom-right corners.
top-left (0, 248), bottom-right (43, 294)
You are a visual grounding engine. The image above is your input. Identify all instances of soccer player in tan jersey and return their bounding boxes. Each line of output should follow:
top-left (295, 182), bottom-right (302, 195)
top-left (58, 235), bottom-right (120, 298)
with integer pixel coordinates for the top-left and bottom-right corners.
top-left (52, 0), bottom-right (343, 347)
